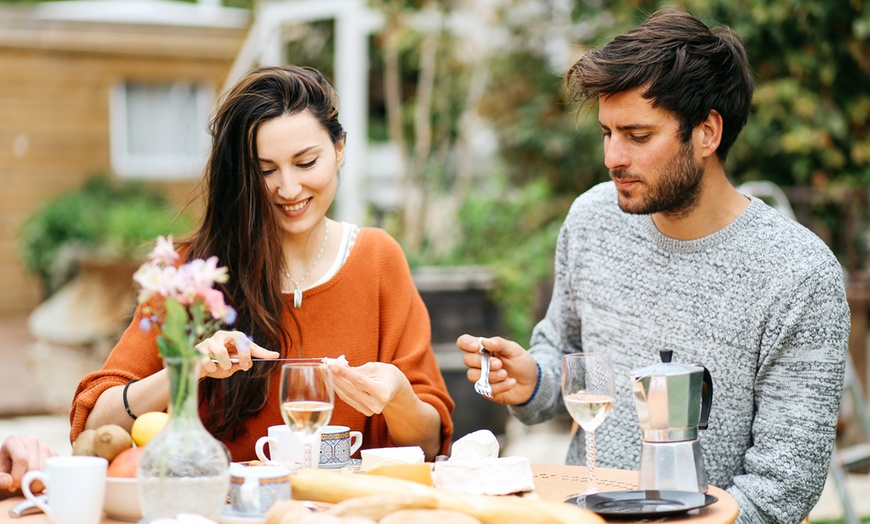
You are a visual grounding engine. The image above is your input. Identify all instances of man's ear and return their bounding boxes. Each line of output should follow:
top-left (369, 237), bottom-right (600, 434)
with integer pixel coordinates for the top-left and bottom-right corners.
top-left (698, 109), bottom-right (723, 158)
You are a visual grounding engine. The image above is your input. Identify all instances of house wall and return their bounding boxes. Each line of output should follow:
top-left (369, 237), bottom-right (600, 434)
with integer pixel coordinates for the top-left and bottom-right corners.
top-left (0, 18), bottom-right (246, 313)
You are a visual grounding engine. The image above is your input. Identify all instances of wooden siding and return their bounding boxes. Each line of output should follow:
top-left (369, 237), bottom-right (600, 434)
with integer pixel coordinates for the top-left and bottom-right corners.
top-left (0, 23), bottom-right (245, 313)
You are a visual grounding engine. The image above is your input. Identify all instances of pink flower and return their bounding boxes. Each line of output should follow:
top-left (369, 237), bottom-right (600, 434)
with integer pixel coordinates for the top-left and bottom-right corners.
top-left (201, 287), bottom-right (229, 319)
top-left (148, 235), bottom-right (180, 266)
top-left (134, 264), bottom-right (172, 302)
top-left (187, 257), bottom-right (229, 287)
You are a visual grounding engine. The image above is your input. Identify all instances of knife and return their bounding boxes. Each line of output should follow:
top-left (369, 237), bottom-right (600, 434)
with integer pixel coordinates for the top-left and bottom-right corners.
top-left (9, 496), bottom-right (44, 518)
top-left (209, 358), bottom-right (321, 364)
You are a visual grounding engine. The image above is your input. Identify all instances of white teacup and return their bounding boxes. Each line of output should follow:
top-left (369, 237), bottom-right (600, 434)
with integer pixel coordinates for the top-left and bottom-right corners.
top-left (255, 425), bottom-right (321, 467)
top-left (228, 465), bottom-right (291, 516)
top-left (22, 456), bottom-right (108, 524)
top-left (320, 425), bottom-right (363, 467)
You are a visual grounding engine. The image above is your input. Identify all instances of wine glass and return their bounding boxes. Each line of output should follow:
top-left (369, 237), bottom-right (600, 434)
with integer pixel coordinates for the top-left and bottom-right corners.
top-left (562, 352), bottom-right (615, 507)
top-left (279, 359), bottom-right (335, 469)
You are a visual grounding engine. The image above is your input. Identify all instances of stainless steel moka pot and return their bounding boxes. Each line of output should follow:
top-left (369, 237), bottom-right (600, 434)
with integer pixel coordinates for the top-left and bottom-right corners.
top-left (630, 349), bottom-right (713, 492)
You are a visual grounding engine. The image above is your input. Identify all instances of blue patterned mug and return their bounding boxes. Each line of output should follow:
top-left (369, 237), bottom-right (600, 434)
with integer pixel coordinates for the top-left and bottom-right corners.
top-left (320, 425), bottom-right (363, 467)
top-left (229, 465), bottom-right (291, 516)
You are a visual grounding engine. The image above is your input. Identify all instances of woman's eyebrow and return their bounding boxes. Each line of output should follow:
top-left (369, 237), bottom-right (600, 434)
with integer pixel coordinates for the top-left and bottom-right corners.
top-left (258, 145), bottom-right (320, 163)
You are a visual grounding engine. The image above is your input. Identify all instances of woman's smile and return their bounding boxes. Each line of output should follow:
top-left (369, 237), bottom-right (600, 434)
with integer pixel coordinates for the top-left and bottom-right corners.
top-left (279, 198), bottom-right (311, 218)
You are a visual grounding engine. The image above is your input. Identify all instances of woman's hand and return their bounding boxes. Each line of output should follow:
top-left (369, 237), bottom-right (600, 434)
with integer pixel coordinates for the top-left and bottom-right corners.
top-left (196, 330), bottom-right (280, 379)
top-left (329, 361), bottom-right (442, 458)
top-left (328, 362), bottom-right (408, 416)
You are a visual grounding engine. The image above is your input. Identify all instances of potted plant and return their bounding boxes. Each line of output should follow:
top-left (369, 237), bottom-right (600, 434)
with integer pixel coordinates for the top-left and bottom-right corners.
top-left (18, 175), bottom-right (194, 412)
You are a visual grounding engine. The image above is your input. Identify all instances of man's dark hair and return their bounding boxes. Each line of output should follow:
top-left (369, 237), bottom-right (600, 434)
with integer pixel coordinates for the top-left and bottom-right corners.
top-left (565, 7), bottom-right (754, 162)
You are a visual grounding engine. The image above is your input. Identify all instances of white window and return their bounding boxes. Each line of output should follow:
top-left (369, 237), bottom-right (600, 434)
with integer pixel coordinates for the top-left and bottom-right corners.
top-left (110, 81), bottom-right (214, 179)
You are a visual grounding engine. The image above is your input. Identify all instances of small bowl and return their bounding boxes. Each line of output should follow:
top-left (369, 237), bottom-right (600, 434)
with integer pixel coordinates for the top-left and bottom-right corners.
top-left (104, 477), bottom-right (142, 522)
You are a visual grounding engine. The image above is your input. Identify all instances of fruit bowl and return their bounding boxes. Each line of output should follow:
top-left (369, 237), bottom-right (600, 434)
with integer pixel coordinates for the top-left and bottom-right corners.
top-left (104, 477), bottom-right (142, 522)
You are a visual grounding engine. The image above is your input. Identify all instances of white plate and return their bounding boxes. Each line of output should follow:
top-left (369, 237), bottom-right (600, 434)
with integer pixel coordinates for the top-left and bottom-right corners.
top-left (218, 505), bottom-right (266, 524)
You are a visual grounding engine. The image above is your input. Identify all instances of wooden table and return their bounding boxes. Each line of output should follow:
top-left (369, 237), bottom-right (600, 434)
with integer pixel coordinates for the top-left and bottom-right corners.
top-left (0, 465), bottom-right (738, 524)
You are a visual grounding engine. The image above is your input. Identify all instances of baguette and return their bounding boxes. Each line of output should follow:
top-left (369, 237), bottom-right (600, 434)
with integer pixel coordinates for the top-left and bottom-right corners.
top-left (288, 469), bottom-right (604, 524)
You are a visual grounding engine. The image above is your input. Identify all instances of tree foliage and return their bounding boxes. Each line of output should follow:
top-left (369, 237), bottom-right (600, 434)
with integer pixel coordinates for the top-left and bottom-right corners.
top-left (484, 0), bottom-right (870, 190)
top-left (441, 0), bottom-right (870, 337)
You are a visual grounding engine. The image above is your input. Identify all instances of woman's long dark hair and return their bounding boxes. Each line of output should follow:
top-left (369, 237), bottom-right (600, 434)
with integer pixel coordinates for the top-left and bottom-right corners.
top-left (181, 65), bottom-right (345, 439)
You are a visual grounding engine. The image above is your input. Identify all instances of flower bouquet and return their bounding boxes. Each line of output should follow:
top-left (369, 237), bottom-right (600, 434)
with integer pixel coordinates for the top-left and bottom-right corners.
top-left (134, 235), bottom-right (237, 359)
top-left (132, 235), bottom-right (236, 521)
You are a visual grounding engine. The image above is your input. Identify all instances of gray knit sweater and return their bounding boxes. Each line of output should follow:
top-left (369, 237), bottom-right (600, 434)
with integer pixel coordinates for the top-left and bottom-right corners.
top-left (510, 182), bottom-right (850, 523)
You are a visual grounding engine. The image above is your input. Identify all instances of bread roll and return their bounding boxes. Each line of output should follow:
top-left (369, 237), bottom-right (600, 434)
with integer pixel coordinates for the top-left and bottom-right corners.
top-left (379, 509), bottom-right (482, 524)
top-left (265, 500), bottom-right (313, 524)
top-left (326, 494), bottom-right (438, 520)
top-left (296, 516), bottom-right (375, 524)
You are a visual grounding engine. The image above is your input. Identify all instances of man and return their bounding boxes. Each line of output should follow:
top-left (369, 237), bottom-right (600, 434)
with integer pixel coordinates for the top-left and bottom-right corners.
top-left (0, 435), bottom-right (56, 498)
top-left (457, 7), bottom-right (850, 523)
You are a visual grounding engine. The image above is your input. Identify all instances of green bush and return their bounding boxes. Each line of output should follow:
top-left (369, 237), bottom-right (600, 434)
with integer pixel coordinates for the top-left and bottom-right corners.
top-left (19, 176), bottom-right (194, 296)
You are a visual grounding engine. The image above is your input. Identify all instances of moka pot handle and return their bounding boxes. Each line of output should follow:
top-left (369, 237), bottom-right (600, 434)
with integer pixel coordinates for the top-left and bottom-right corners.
top-left (698, 365), bottom-right (713, 430)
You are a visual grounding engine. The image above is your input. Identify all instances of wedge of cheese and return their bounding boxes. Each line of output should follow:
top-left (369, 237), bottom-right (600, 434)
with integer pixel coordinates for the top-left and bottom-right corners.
top-left (432, 456), bottom-right (535, 496)
top-left (360, 446), bottom-right (425, 472)
top-left (449, 429), bottom-right (499, 461)
top-left (321, 354), bottom-right (349, 366)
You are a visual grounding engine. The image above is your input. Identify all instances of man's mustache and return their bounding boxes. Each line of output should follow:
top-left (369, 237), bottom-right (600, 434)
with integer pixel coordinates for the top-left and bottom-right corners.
top-left (610, 169), bottom-right (640, 182)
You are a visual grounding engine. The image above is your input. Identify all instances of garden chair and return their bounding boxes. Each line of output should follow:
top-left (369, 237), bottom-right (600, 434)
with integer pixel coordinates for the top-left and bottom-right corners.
top-left (830, 353), bottom-right (870, 524)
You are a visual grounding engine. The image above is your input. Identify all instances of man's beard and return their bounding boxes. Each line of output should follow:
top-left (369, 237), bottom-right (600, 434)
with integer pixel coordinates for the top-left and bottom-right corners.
top-left (611, 141), bottom-right (704, 217)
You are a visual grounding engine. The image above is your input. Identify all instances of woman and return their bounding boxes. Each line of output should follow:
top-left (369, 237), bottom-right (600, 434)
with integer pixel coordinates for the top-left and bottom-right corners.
top-left (70, 66), bottom-right (454, 461)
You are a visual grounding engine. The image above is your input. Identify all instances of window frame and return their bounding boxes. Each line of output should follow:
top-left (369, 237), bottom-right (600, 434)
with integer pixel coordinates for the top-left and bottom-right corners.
top-left (109, 80), bottom-right (214, 180)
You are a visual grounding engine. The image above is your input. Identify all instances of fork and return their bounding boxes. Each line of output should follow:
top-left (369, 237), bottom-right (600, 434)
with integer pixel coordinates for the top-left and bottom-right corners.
top-left (474, 337), bottom-right (493, 399)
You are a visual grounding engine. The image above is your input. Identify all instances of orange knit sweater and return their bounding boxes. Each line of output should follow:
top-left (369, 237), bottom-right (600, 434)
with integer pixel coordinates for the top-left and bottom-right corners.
top-left (69, 227), bottom-right (455, 461)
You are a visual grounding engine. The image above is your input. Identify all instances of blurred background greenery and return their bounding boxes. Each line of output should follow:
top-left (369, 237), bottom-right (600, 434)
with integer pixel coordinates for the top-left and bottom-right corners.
top-left (18, 176), bottom-right (195, 298)
top-left (10, 0), bottom-right (870, 344)
top-left (359, 0), bottom-right (870, 342)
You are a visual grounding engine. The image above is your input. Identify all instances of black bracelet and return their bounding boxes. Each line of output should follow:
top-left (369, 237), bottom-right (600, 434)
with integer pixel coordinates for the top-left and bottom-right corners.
top-left (123, 379), bottom-right (139, 420)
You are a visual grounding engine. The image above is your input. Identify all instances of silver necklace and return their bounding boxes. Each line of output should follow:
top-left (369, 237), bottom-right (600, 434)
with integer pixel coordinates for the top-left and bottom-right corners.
top-left (284, 220), bottom-right (329, 308)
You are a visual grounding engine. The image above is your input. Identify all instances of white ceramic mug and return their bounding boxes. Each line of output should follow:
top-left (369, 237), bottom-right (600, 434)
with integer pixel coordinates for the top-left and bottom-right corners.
top-left (22, 456), bottom-right (108, 524)
top-left (228, 465), bottom-right (291, 516)
top-left (255, 425), bottom-right (321, 467)
top-left (320, 425), bottom-right (363, 467)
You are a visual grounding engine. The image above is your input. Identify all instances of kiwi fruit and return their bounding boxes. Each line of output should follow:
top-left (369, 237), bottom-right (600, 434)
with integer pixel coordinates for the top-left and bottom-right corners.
top-left (92, 424), bottom-right (133, 461)
top-left (71, 428), bottom-right (98, 456)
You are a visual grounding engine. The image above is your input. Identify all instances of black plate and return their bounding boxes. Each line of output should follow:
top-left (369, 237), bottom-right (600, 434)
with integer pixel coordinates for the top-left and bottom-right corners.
top-left (581, 490), bottom-right (718, 518)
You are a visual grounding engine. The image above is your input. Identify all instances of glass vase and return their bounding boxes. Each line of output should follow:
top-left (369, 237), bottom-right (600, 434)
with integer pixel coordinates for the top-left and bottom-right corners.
top-left (137, 356), bottom-right (230, 521)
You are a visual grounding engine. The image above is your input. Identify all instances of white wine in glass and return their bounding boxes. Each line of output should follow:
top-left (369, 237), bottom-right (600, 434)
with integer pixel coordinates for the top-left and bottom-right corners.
top-left (279, 359), bottom-right (334, 469)
top-left (562, 352), bottom-right (615, 507)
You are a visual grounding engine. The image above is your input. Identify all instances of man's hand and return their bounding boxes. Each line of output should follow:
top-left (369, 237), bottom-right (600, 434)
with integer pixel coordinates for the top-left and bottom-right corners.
top-left (456, 334), bottom-right (540, 405)
top-left (0, 435), bottom-right (57, 498)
